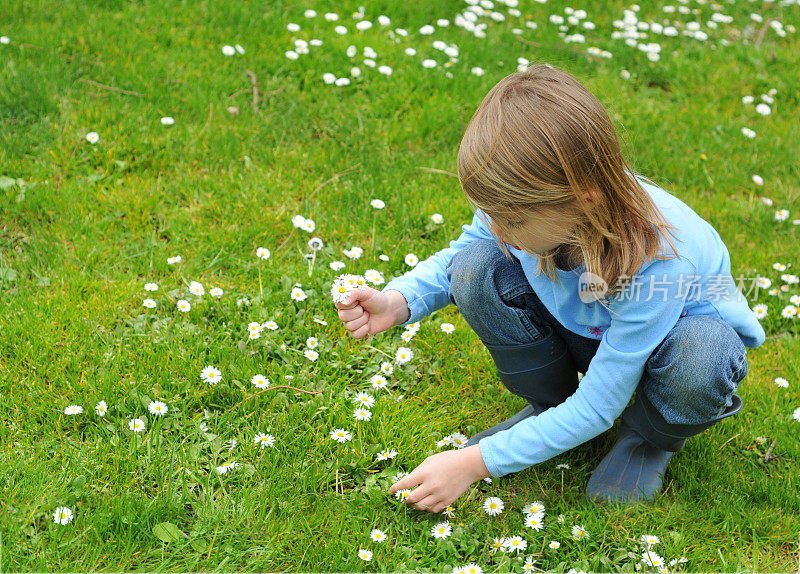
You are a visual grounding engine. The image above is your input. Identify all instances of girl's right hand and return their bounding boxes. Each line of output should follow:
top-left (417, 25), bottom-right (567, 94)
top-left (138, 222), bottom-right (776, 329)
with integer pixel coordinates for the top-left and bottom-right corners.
top-left (335, 288), bottom-right (410, 339)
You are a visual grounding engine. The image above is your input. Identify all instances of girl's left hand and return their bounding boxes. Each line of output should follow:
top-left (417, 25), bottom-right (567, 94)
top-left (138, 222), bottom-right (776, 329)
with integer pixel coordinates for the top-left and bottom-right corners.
top-left (389, 445), bottom-right (492, 513)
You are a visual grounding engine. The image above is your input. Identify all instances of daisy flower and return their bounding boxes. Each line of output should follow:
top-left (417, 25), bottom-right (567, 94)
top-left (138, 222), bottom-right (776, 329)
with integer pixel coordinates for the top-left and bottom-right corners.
top-left (189, 281), bottom-right (205, 296)
top-left (263, 320), bottom-right (278, 331)
top-left (442, 506), bottom-right (455, 517)
top-left (329, 261), bottom-right (346, 272)
top-left (641, 549), bottom-right (665, 568)
top-left (304, 349), bottom-right (319, 362)
top-left (53, 506), bottom-right (74, 525)
top-left (380, 361), bottom-right (394, 376)
top-left (773, 262), bottom-right (788, 271)
top-left (556, 463), bottom-right (570, 470)
top-left (129, 418), bottom-right (146, 433)
top-left (247, 374), bottom-right (269, 390)
top-left (431, 521), bottom-right (452, 539)
top-left (200, 365), bottom-right (222, 385)
top-left (775, 377), bottom-right (789, 388)
top-left (791, 295), bottom-right (800, 306)
top-left (290, 287), bottom-right (307, 302)
top-left (741, 127), bottom-right (756, 139)
top-left (376, 449), bottom-right (398, 461)
top-left (167, 255), bottom-right (182, 265)
top-left (753, 304), bottom-right (768, 319)
top-left (483, 496), bottom-right (504, 516)
top-left (490, 537), bottom-right (505, 554)
top-left (353, 408), bottom-right (372, 421)
top-left (237, 297), bottom-right (251, 307)
top-left (254, 432), bottom-right (275, 448)
top-left (256, 247), bottom-right (271, 260)
top-left (463, 564), bottom-right (482, 574)
top-left (177, 299), bottom-right (191, 312)
top-left (752, 174), bottom-right (764, 186)
top-left (210, 287), bottom-right (223, 298)
top-left (523, 501), bottom-right (546, 515)
top-left (64, 405), bottom-right (83, 415)
top-left (353, 392), bottom-right (375, 407)
top-left (395, 347), bottom-right (413, 364)
top-left (549, 540), bottom-right (561, 549)
top-left (143, 298), bottom-right (156, 308)
top-left (148, 401), bottom-right (168, 416)
top-left (781, 305), bottom-right (797, 318)
top-left (369, 375), bottom-right (388, 390)
top-left (404, 253), bottom-right (419, 267)
top-left (522, 557), bottom-right (537, 572)
top-left (343, 246), bottom-right (363, 259)
top-left (503, 536), bottom-right (527, 553)
top-left (370, 528), bottom-right (387, 542)
top-left (95, 400), bottom-right (108, 417)
top-left (400, 330), bottom-right (415, 342)
top-left (557, 513), bottom-right (566, 524)
top-left (775, 209), bottom-right (790, 222)
top-left (436, 435), bottom-right (453, 448)
top-left (571, 524), bottom-right (590, 540)
top-left (144, 282), bottom-right (158, 291)
top-left (357, 549), bottom-right (372, 561)
top-left (640, 534), bottom-right (661, 546)
top-left (755, 436), bottom-right (768, 444)
top-left (160, 116), bottom-right (175, 126)
top-left (85, 132), bottom-right (99, 144)
top-left (450, 433), bottom-right (468, 449)
top-left (306, 337), bottom-right (319, 349)
top-left (330, 428), bottom-right (352, 443)
top-left (222, 45), bottom-right (235, 56)
top-left (370, 199), bottom-right (386, 209)
top-left (524, 513), bottom-right (544, 531)
top-left (216, 460), bottom-right (241, 474)
top-left (755, 103), bottom-right (771, 116)
top-left (364, 269), bottom-right (384, 285)
top-left (331, 282), bottom-right (352, 304)
top-left (792, 406), bottom-right (800, 423)
top-left (394, 488), bottom-right (412, 501)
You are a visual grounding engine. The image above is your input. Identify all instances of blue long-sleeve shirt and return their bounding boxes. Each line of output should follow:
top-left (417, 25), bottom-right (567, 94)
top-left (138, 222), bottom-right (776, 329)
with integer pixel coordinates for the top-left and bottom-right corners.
top-left (382, 174), bottom-right (766, 477)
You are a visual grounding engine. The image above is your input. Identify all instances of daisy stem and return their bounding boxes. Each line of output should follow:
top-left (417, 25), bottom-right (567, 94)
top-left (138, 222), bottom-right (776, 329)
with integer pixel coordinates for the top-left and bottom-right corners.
top-left (371, 212), bottom-right (376, 250)
top-left (258, 267), bottom-right (263, 297)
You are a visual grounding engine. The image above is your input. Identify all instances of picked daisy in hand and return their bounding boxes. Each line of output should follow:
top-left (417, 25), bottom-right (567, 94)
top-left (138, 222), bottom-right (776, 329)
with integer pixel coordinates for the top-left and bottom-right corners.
top-left (330, 281), bottom-right (352, 304)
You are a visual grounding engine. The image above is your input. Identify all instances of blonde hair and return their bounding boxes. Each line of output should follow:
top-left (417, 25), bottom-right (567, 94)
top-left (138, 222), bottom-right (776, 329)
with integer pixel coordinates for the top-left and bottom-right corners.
top-left (457, 64), bottom-right (680, 300)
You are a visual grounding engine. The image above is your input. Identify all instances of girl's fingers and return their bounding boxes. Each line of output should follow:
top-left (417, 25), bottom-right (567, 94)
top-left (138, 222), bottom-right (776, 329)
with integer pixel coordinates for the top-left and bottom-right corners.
top-left (404, 485), bottom-right (431, 506)
top-left (350, 322), bottom-right (371, 339)
top-left (413, 494), bottom-right (440, 513)
top-left (390, 469), bottom-right (423, 493)
top-left (338, 306), bottom-right (363, 322)
top-left (345, 313), bottom-right (370, 332)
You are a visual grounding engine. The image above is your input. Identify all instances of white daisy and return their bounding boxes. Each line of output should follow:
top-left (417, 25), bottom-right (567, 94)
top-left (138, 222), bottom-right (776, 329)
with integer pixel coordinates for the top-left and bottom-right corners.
top-left (380, 361), bottom-right (394, 376)
top-left (200, 365), bottom-right (221, 384)
top-left (376, 449), bottom-right (398, 461)
top-left (556, 463), bottom-right (570, 470)
top-left (95, 400), bottom-right (108, 417)
top-left (490, 537), bottom-right (505, 554)
top-left (753, 303), bottom-right (768, 319)
top-left (395, 347), bottom-right (413, 364)
top-left (304, 349), bottom-right (319, 362)
top-left (248, 374), bottom-right (268, 389)
top-left (330, 428), bottom-right (352, 442)
top-left (256, 247), bottom-right (271, 260)
top-left (522, 501), bottom-right (546, 515)
top-left (483, 496), bottom-right (504, 516)
top-left (353, 392), bottom-right (375, 407)
top-left (365, 269), bottom-right (384, 285)
top-left (331, 281), bottom-right (352, 304)
top-left (221, 45), bottom-right (235, 56)
top-left (53, 506), bottom-right (74, 525)
top-left (780, 305), bottom-right (797, 318)
top-left (306, 337), bottom-right (319, 349)
top-left (324, 12), bottom-right (338, 21)
top-left (357, 549), bottom-right (372, 561)
top-left (503, 536), bottom-right (527, 553)
top-left (440, 323), bottom-right (455, 333)
top-left (755, 103), bottom-right (771, 116)
top-left (431, 521), bottom-right (452, 539)
top-left (353, 408), bottom-right (372, 421)
top-left (640, 534), bottom-right (661, 546)
top-left (177, 299), bottom-right (191, 312)
top-left (404, 47), bottom-right (417, 56)
top-left (422, 59), bottom-right (437, 68)
top-left (254, 432), bottom-right (275, 448)
top-left (793, 407), bottom-right (800, 423)
top-left (86, 132), bottom-right (99, 144)
top-left (144, 282), bottom-right (158, 291)
top-left (237, 297), bottom-right (251, 307)
top-left (524, 513), bottom-right (544, 531)
top-left (394, 488), bottom-right (412, 501)
top-left (549, 540), bottom-right (561, 549)
top-left (216, 460), bottom-right (241, 474)
top-left (741, 127), bottom-right (756, 139)
top-left (370, 374), bottom-right (388, 390)
top-left (167, 255), bottom-right (182, 265)
top-left (775, 209), bottom-right (790, 222)
top-left (129, 418), bottom-right (146, 433)
top-left (291, 287), bottom-right (308, 301)
top-left (370, 528), bottom-right (387, 542)
top-left (189, 281), bottom-right (205, 296)
top-left (263, 320), bottom-right (278, 331)
top-left (210, 287), bottom-right (223, 298)
top-left (450, 432), bottom-right (468, 449)
top-left (572, 524), bottom-right (590, 539)
top-left (463, 563), bottom-right (482, 574)
top-left (775, 377), bottom-right (789, 388)
top-left (148, 401), bottom-right (168, 416)
top-left (752, 174), bottom-right (764, 186)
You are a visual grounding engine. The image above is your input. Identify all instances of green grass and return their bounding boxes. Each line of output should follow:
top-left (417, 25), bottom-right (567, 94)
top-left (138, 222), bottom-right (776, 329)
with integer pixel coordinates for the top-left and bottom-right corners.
top-left (1, 0), bottom-right (799, 571)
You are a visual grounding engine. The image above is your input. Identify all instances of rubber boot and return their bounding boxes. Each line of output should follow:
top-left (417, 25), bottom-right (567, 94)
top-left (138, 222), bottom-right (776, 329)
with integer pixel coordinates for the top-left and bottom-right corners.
top-left (585, 391), bottom-right (744, 504)
top-left (466, 326), bottom-right (580, 447)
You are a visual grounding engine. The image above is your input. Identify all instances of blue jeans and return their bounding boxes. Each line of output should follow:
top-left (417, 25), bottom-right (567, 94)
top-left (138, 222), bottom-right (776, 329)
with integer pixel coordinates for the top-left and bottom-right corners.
top-left (446, 240), bottom-right (749, 431)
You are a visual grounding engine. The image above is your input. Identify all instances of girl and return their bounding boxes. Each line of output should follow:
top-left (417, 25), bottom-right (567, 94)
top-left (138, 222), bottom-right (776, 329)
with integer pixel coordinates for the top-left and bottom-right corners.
top-left (335, 64), bottom-right (765, 510)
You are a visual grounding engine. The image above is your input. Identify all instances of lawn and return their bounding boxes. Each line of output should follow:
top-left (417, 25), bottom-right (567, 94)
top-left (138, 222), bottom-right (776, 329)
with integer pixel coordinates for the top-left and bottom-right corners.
top-left (1, 0), bottom-right (799, 571)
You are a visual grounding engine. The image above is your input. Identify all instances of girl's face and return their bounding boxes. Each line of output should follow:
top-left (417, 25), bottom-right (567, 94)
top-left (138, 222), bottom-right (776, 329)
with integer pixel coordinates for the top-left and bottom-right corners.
top-left (489, 204), bottom-right (579, 255)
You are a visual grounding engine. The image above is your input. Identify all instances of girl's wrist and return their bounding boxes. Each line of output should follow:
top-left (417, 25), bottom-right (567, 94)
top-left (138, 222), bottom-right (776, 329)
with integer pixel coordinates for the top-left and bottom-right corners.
top-left (386, 289), bottom-right (411, 326)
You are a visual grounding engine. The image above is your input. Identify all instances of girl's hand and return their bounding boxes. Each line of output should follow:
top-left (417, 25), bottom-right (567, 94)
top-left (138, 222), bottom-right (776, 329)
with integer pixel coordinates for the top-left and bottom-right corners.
top-left (389, 445), bottom-right (491, 513)
top-left (335, 288), bottom-right (410, 339)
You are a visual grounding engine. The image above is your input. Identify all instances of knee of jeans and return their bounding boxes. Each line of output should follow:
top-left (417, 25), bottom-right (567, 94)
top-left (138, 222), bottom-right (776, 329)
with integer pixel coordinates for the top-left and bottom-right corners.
top-left (646, 315), bottom-right (747, 399)
top-left (447, 239), bottom-right (506, 308)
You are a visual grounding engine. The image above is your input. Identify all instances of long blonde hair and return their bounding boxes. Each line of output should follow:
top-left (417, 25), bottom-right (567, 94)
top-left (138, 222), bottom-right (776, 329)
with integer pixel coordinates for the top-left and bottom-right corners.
top-left (457, 63), bottom-right (680, 300)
